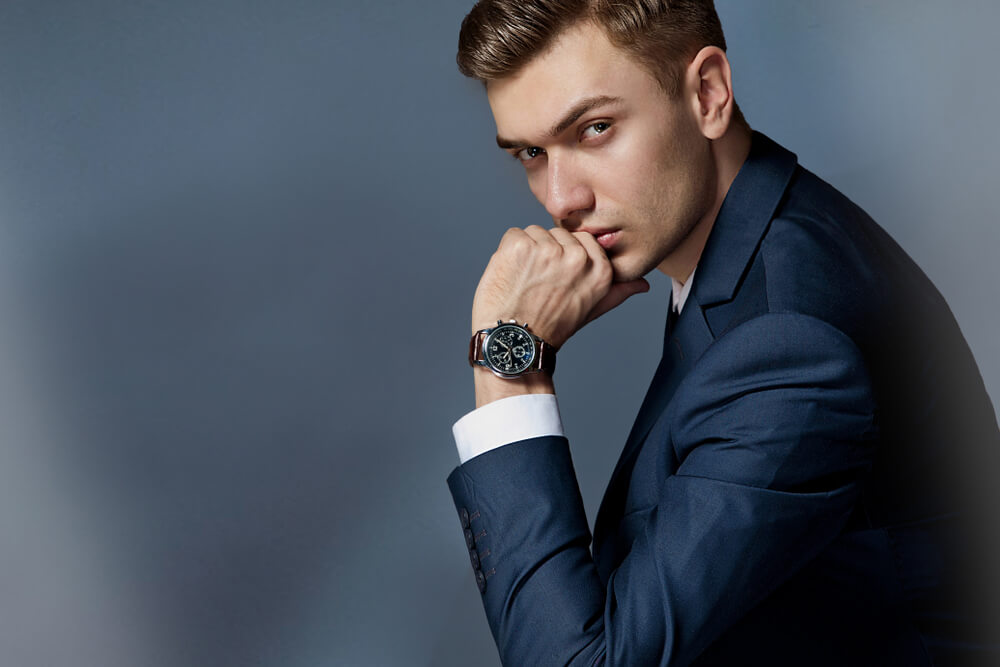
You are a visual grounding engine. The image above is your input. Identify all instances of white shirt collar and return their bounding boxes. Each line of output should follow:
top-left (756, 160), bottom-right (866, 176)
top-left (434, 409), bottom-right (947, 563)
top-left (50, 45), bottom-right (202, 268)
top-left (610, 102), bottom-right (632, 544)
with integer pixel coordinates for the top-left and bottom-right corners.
top-left (670, 267), bottom-right (697, 315)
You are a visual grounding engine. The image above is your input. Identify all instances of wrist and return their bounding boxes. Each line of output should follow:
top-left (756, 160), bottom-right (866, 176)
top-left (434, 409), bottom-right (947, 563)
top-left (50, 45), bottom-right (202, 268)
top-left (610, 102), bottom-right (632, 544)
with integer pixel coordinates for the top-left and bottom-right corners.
top-left (473, 366), bottom-right (555, 409)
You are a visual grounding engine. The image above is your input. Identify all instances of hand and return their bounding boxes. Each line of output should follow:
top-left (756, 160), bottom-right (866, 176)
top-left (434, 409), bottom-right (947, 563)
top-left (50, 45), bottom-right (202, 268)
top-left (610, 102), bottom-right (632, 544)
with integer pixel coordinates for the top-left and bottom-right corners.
top-left (471, 225), bottom-right (650, 349)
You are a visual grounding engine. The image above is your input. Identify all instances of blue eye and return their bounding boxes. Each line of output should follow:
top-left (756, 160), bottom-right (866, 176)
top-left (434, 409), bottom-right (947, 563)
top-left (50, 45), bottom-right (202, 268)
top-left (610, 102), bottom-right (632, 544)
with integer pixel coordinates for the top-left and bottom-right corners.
top-left (582, 122), bottom-right (611, 139)
top-left (516, 146), bottom-right (545, 162)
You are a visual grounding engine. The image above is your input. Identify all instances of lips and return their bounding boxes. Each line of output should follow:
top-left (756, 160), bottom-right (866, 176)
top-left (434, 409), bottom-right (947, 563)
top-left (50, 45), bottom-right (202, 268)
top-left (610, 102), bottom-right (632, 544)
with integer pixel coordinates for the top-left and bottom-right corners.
top-left (590, 229), bottom-right (621, 250)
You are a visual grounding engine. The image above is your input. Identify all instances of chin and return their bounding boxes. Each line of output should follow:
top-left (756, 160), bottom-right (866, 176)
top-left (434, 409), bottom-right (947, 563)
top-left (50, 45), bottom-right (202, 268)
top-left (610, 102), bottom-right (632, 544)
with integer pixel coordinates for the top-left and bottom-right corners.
top-left (610, 265), bottom-right (647, 284)
top-left (609, 254), bottom-right (656, 283)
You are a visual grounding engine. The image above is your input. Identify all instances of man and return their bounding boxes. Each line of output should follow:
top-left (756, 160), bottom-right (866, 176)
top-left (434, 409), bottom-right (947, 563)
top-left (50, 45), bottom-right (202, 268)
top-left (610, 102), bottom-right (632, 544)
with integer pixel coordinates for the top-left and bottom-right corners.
top-left (447, 1), bottom-right (1000, 664)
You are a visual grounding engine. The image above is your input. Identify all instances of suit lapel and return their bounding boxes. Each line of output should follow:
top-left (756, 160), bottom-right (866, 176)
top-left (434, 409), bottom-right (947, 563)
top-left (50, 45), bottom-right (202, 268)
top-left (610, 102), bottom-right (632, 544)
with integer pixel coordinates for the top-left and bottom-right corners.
top-left (592, 133), bottom-right (800, 571)
top-left (592, 294), bottom-right (713, 563)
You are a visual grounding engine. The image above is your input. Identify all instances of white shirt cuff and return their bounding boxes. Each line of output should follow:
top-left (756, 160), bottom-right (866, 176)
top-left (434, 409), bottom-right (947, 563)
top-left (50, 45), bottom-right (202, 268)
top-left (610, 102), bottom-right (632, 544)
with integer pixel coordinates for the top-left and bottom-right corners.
top-left (452, 393), bottom-right (565, 464)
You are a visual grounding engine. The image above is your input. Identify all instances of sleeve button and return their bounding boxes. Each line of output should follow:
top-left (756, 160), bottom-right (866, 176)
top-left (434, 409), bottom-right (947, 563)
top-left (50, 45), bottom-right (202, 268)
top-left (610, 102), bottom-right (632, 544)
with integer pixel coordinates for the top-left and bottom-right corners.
top-left (475, 569), bottom-right (487, 594)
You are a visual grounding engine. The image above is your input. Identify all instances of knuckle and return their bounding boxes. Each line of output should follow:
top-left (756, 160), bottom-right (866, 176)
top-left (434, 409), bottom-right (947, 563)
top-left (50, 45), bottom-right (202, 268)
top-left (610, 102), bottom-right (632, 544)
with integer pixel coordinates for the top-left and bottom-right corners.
top-left (500, 227), bottom-right (523, 244)
top-left (564, 245), bottom-right (588, 269)
top-left (504, 234), bottom-right (530, 255)
top-left (539, 242), bottom-right (561, 262)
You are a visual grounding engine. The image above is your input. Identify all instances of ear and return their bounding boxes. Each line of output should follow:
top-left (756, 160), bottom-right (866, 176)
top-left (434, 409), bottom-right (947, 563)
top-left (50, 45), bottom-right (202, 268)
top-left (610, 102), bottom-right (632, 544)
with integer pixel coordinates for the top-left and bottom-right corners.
top-left (685, 46), bottom-right (735, 141)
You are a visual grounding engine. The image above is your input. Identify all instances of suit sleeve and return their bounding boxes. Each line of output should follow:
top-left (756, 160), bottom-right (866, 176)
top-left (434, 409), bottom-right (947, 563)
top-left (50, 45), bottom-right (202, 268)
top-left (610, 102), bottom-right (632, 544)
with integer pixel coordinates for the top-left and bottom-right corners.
top-left (447, 313), bottom-right (877, 666)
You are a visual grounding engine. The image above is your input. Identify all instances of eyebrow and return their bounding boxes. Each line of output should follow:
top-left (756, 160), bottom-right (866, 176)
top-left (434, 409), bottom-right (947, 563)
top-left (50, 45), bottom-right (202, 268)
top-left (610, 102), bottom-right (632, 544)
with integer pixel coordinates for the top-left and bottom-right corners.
top-left (495, 95), bottom-right (624, 150)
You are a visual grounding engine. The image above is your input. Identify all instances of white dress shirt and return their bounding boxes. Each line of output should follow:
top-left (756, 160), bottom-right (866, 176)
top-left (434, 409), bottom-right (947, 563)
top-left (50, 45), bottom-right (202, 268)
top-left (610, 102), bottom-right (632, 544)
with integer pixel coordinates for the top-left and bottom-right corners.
top-left (454, 270), bottom-right (696, 463)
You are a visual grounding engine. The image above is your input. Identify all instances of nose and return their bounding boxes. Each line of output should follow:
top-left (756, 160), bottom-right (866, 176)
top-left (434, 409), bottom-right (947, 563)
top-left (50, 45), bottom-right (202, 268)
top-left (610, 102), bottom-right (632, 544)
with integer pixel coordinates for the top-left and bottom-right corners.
top-left (542, 153), bottom-right (594, 226)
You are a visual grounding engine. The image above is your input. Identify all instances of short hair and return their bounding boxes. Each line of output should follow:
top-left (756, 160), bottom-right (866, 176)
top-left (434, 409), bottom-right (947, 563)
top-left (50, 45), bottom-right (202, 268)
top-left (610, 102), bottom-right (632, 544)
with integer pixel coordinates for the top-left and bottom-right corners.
top-left (457, 0), bottom-right (729, 98)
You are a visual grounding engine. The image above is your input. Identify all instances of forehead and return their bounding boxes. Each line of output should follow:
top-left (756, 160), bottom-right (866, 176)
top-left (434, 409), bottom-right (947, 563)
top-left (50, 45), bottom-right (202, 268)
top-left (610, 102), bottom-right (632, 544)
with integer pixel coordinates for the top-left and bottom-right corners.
top-left (486, 21), bottom-right (662, 142)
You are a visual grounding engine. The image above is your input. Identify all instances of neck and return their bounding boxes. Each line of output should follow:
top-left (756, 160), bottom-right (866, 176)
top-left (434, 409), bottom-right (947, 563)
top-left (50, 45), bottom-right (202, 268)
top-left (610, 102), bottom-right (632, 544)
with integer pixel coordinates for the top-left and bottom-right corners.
top-left (658, 123), bottom-right (753, 283)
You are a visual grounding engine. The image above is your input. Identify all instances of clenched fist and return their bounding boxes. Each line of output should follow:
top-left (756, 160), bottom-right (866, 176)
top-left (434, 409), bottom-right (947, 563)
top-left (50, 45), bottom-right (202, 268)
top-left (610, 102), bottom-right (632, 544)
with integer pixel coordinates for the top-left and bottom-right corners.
top-left (472, 225), bottom-right (650, 350)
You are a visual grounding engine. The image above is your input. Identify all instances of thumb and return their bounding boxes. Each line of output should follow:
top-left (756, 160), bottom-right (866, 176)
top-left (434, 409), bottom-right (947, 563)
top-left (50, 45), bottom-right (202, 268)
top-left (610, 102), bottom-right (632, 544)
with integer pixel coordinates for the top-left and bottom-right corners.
top-left (587, 278), bottom-right (650, 324)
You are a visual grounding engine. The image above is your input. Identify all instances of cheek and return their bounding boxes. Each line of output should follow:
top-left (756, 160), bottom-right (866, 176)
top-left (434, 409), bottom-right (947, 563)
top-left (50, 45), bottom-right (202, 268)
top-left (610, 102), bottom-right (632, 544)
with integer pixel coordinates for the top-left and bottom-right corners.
top-left (645, 135), bottom-right (711, 211)
top-left (597, 140), bottom-right (660, 201)
top-left (607, 147), bottom-right (680, 215)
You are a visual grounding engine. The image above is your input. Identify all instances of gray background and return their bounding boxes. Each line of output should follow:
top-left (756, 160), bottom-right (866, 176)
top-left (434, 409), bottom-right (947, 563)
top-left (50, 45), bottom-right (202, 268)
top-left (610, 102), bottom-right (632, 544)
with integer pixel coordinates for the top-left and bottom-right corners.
top-left (0, 1), bottom-right (997, 665)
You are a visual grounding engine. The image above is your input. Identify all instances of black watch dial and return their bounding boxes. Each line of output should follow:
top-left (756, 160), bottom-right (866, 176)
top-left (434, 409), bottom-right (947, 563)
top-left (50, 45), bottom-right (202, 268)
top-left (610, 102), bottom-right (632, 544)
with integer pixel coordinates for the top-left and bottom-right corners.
top-left (485, 325), bottom-right (536, 375)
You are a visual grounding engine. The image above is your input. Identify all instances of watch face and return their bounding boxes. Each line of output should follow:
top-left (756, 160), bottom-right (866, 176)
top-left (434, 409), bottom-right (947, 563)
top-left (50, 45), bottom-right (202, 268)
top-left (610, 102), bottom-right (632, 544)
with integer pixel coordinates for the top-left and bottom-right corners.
top-left (484, 325), bottom-right (536, 376)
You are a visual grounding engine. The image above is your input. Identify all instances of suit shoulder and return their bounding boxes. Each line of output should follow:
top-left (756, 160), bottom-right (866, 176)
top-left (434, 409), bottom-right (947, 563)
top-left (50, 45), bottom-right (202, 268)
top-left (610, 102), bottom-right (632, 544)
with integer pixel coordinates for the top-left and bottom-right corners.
top-left (757, 167), bottom-right (892, 334)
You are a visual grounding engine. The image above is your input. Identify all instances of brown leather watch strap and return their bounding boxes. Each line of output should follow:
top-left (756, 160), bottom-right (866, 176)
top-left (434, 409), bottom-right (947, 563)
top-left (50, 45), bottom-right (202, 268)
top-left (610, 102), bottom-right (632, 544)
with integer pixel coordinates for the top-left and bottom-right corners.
top-left (534, 339), bottom-right (556, 374)
top-left (469, 330), bottom-right (489, 365)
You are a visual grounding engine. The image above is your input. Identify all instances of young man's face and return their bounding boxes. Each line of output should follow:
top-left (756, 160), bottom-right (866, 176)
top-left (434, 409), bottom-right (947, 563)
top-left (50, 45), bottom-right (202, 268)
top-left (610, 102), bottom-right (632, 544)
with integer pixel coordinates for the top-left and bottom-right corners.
top-left (487, 21), bottom-right (718, 282)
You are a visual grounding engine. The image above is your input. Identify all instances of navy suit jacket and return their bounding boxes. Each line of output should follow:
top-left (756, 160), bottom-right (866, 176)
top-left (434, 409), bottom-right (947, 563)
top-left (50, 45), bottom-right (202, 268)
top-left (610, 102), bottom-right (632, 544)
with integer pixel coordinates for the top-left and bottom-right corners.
top-left (448, 133), bottom-right (1000, 666)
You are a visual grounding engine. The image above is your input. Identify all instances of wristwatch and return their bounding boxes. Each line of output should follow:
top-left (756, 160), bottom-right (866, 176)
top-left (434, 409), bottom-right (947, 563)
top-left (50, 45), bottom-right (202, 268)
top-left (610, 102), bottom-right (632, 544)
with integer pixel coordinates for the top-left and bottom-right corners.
top-left (469, 320), bottom-right (557, 379)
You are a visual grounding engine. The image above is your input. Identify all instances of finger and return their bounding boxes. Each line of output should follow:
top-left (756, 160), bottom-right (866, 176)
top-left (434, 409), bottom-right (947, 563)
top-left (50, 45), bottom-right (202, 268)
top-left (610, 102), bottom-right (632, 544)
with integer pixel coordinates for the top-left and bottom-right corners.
top-left (571, 229), bottom-right (607, 260)
top-left (521, 224), bottom-right (559, 248)
top-left (586, 278), bottom-right (651, 323)
top-left (572, 231), bottom-right (615, 282)
top-left (548, 226), bottom-right (582, 248)
top-left (497, 226), bottom-right (530, 251)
